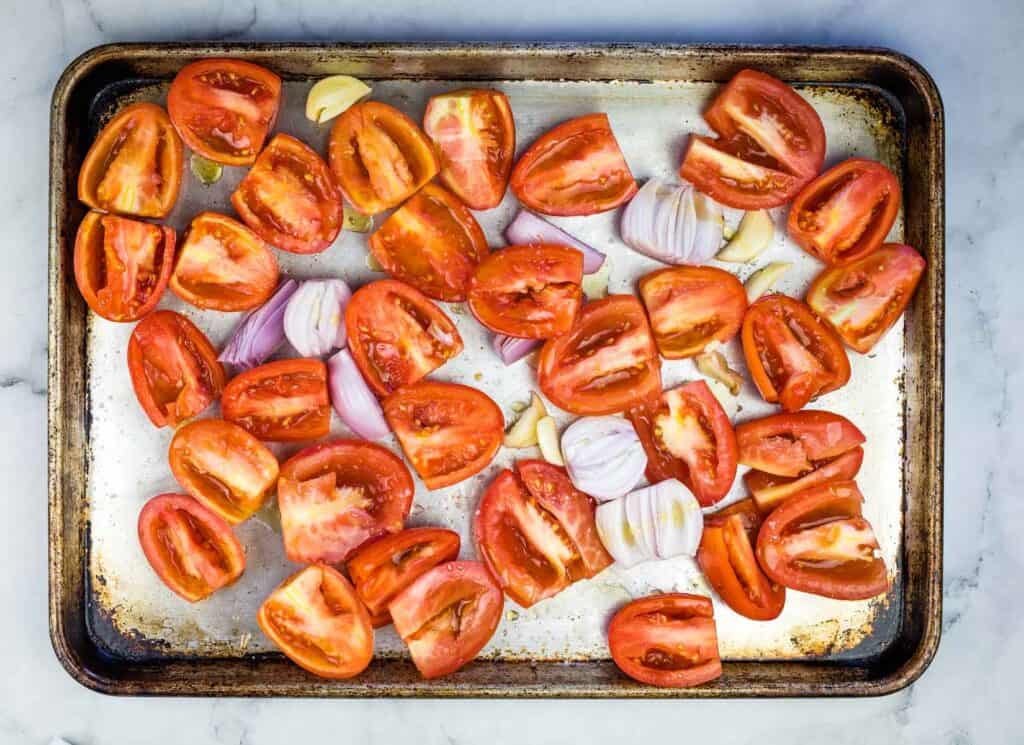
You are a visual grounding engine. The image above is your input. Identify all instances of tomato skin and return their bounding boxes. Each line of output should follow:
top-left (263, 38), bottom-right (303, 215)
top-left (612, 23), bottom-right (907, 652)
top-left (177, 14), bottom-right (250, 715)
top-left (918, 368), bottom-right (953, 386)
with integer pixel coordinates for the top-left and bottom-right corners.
top-left (138, 493), bottom-right (245, 602)
top-left (736, 410), bottom-right (866, 477)
top-left (788, 159), bottom-right (901, 265)
top-left (746, 446), bottom-right (863, 515)
top-left (679, 136), bottom-right (802, 210)
top-left (806, 243), bottom-right (926, 354)
top-left (73, 211), bottom-right (176, 322)
top-left (423, 88), bottom-right (515, 210)
top-left (383, 381), bottom-right (503, 489)
top-left (608, 594), bottom-right (722, 688)
top-left (369, 183), bottom-right (489, 301)
top-left (231, 133), bottom-right (344, 255)
top-left (467, 244), bottom-right (584, 339)
top-left (221, 359), bottom-right (331, 442)
top-left (510, 113), bottom-right (638, 217)
top-left (167, 58), bottom-right (281, 166)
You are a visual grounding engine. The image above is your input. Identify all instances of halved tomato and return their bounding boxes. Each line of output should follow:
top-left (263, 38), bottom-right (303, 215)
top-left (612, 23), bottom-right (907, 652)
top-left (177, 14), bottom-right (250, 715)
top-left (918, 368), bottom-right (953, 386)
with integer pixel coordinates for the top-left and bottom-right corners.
top-left (231, 133), bottom-right (344, 255)
top-left (170, 212), bottom-right (278, 311)
top-left (467, 244), bottom-right (584, 338)
top-left (167, 58), bottom-right (281, 166)
top-left (423, 88), bottom-right (515, 210)
top-left (328, 101), bottom-right (439, 215)
top-left (257, 564), bottom-right (373, 679)
top-left (806, 243), bottom-right (926, 353)
top-left (608, 593), bottom-right (722, 688)
top-left (277, 439), bottom-right (414, 564)
top-left (510, 113), bottom-right (637, 216)
top-left (537, 295), bottom-right (660, 415)
top-left (627, 380), bottom-right (737, 507)
top-left (78, 102), bottom-right (183, 218)
top-left (73, 211), bottom-right (175, 322)
top-left (756, 481), bottom-right (889, 600)
top-left (383, 381), bottom-right (503, 489)
top-left (127, 310), bottom-right (225, 427)
top-left (221, 359), bottom-right (330, 442)
top-left (741, 294), bottom-right (850, 411)
top-left (788, 159), bottom-right (901, 265)
top-left (168, 418), bottom-right (279, 524)
top-left (368, 183), bottom-right (488, 301)
top-left (138, 493), bottom-right (245, 602)
top-left (638, 266), bottom-right (747, 359)
top-left (388, 560), bottom-right (503, 679)
top-left (345, 280), bottom-right (463, 395)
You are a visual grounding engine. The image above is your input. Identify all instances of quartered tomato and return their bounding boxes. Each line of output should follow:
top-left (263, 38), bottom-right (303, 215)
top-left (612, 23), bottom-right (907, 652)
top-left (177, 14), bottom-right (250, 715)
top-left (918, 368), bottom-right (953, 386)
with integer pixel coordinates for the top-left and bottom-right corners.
top-left (628, 380), bottom-right (737, 507)
top-left (73, 211), bottom-right (175, 322)
top-left (137, 493), bottom-right (245, 602)
top-left (257, 564), bottom-right (373, 679)
top-left (423, 88), bottom-right (515, 210)
top-left (383, 381), bottom-right (503, 489)
top-left (221, 359), bottom-right (330, 442)
top-left (170, 212), bottom-right (278, 311)
top-left (741, 294), bottom-right (850, 411)
top-left (745, 447), bottom-right (863, 515)
top-left (328, 101), bottom-right (439, 215)
top-left (368, 183), bottom-right (488, 301)
top-left (679, 69), bottom-right (825, 209)
top-left (167, 58), bottom-right (281, 166)
top-left (78, 102), bottom-right (183, 218)
top-left (608, 593), bottom-right (722, 688)
top-left (345, 280), bottom-right (463, 395)
top-left (277, 439), bottom-right (414, 564)
top-left (537, 295), bottom-right (661, 415)
top-left (638, 266), bottom-right (747, 359)
top-left (756, 481), bottom-right (889, 600)
top-left (467, 244), bottom-right (584, 338)
top-left (788, 159), bottom-right (901, 265)
top-left (169, 418), bottom-right (279, 524)
top-left (231, 133), bottom-right (344, 254)
top-left (806, 243), bottom-right (926, 353)
top-left (127, 310), bottom-right (225, 427)
top-left (388, 560), bottom-right (503, 679)
top-left (510, 113), bottom-right (638, 217)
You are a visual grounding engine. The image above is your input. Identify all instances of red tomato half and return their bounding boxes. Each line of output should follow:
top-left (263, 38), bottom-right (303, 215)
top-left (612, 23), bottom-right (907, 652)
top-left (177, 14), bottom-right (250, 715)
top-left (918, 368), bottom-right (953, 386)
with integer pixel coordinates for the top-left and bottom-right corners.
top-left (745, 447), bottom-right (863, 515)
top-left (221, 359), bottom-right (331, 442)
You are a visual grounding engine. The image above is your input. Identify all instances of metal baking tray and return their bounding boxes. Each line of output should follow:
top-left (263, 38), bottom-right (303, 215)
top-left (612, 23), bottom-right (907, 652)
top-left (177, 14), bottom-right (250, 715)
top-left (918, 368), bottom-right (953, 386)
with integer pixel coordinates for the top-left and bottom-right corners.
top-left (48, 43), bottom-right (944, 697)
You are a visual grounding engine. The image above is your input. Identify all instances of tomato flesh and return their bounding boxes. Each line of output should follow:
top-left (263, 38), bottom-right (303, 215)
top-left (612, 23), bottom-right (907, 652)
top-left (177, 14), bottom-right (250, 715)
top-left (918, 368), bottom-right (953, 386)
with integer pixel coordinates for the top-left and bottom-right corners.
top-left (221, 359), bottom-right (331, 442)
top-left (736, 410), bottom-right (866, 477)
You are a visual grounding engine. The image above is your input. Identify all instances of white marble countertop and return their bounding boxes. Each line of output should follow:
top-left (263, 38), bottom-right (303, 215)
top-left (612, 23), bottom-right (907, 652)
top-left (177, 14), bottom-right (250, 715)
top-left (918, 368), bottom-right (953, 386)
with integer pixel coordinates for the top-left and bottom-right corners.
top-left (3, 0), bottom-right (1020, 742)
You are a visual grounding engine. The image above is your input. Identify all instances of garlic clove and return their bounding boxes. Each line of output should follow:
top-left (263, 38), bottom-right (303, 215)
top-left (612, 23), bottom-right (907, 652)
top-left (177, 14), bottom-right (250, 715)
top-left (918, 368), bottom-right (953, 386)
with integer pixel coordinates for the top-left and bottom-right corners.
top-left (306, 75), bottom-right (372, 124)
top-left (536, 416), bottom-right (564, 465)
top-left (716, 209), bottom-right (774, 263)
top-left (695, 350), bottom-right (744, 396)
top-left (745, 261), bottom-right (793, 302)
top-left (504, 393), bottom-right (547, 448)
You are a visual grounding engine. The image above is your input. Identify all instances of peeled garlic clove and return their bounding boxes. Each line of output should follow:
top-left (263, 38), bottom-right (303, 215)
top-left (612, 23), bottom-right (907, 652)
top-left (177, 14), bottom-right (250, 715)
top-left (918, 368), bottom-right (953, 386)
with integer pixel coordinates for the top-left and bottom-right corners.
top-left (561, 416), bottom-right (647, 502)
top-left (306, 75), bottom-right (372, 124)
top-left (504, 393), bottom-right (547, 448)
top-left (695, 350), bottom-right (744, 396)
top-left (345, 206), bottom-right (373, 233)
top-left (582, 261), bottom-right (610, 300)
top-left (649, 479), bottom-right (704, 560)
top-left (716, 209), bottom-right (774, 263)
top-left (745, 261), bottom-right (792, 302)
top-left (190, 153), bottom-right (223, 185)
top-left (536, 416), bottom-right (564, 465)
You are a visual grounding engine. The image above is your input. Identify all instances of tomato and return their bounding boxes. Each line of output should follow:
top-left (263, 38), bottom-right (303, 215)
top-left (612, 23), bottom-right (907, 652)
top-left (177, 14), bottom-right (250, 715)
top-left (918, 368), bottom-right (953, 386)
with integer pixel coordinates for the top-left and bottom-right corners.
top-left (137, 493), bottom-right (245, 602)
top-left (388, 560), bottom-right (503, 679)
top-left (168, 418), bottom-right (279, 525)
top-left (423, 88), bottom-right (515, 210)
top-left (537, 295), bottom-right (660, 415)
top-left (78, 102), bottom-right (183, 218)
top-left (746, 447), bottom-right (863, 515)
top-left (169, 212), bottom-right (278, 311)
top-left (221, 359), bottom-right (330, 442)
top-left (73, 210), bottom-right (175, 322)
top-left (347, 527), bottom-right (460, 623)
top-left (510, 113), bottom-right (638, 216)
top-left (756, 481), bottom-right (889, 600)
top-left (231, 133), bottom-right (344, 255)
top-left (368, 183), bottom-right (488, 301)
top-left (127, 310), bottom-right (225, 427)
top-left (383, 381), bottom-right (503, 489)
top-left (679, 69), bottom-right (825, 209)
top-left (257, 564), bottom-right (373, 679)
top-left (328, 101), bottom-right (439, 215)
top-left (467, 245), bottom-right (584, 338)
top-left (277, 439), bottom-right (414, 564)
top-left (167, 58), bottom-right (281, 166)
top-left (637, 266), bottom-right (747, 359)
top-left (806, 243), bottom-right (926, 354)
top-left (741, 294), bottom-right (850, 412)
top-left (788, 159), bottom-right (901, 265)
top-left (627, 380), bottom-right (737, 507)
top-left (736, 410), bottom-right (865, 476)
top-left (608, 594), bottom-right (722, 688)
top-left (345, 280), bottom-right (463, 396)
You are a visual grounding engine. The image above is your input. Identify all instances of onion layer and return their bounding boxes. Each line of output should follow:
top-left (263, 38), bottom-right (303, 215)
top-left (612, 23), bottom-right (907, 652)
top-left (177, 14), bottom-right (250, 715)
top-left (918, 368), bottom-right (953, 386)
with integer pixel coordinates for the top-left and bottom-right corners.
top-left (621, 179), bottom-right (723, 265)
top-left (218, 279), bottom-right (298, 370)
top-left (596, 480), bottom-right (703, 568)
top-left (561, 416), bottom-right (647, 501)
top-left (327, 348), bottom-right (389, 440)
top-left (505, 209), bottom-right (606, 273)
top-left (492, 333), bottom-right (541, 365)
top-left (284, 279), bottom-right (352, 357)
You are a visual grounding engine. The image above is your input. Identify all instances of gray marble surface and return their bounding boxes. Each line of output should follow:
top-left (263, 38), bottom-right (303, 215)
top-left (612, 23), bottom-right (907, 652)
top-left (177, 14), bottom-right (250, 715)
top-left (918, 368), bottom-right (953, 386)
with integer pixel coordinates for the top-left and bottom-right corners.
top-left (3, 0), bottom-right (1020, 742)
